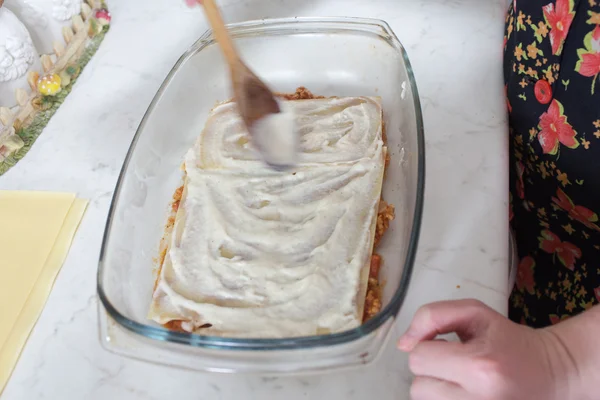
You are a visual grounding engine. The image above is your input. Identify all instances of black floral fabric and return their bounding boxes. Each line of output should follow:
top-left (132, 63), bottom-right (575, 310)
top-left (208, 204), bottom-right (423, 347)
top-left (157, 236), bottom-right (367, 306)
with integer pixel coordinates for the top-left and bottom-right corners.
top-left (505, 0), bottom-right (600, 327)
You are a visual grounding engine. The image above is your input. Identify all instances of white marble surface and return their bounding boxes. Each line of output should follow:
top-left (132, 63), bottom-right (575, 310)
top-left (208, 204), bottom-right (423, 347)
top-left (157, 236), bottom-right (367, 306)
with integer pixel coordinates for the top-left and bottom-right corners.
top-left (0, 0), bottom-right (509, 398)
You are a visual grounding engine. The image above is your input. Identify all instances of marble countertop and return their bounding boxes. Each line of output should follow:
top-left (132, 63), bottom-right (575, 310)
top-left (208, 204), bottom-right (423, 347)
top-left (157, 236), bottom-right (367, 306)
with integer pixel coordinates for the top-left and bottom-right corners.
top-left (0, 0), bottom-right (509, 398)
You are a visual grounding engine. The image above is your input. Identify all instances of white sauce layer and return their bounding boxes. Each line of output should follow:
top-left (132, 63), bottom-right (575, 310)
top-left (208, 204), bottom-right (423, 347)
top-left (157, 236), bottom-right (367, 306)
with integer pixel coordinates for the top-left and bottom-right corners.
top-left (251, 100), bottom-right (298, 168)
top-left (149, 97), bottom-right (385, 338)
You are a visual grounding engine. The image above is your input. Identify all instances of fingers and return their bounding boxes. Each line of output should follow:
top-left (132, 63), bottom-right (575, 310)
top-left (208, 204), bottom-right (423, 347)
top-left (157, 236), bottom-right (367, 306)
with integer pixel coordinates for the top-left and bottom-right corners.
top-left (185, 0), bottom-right (201, 6)
top-left (398, 299), bottom-right (494, 351)
top-left (410, 376), bottom-right (470, 400)
top-left (409, 339), bottom-right (472, 384)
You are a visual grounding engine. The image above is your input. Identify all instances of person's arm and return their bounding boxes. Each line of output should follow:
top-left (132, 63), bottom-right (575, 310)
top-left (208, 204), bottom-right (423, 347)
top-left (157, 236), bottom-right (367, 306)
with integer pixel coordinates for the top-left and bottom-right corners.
top-left (548, 305), bottom-right (600, 399)
top-left (397, 299), bottom-right (600, 400)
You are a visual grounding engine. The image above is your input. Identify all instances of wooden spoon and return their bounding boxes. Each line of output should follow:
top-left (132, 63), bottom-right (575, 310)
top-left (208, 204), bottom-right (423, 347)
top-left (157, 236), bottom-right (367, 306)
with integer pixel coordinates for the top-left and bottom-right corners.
top-left (201, 0), bottom-right (296, 168)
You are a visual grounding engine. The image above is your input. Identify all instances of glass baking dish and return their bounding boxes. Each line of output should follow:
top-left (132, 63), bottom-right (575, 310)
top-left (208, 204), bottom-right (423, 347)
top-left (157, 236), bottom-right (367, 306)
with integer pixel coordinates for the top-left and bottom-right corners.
top-left (97, 17), bottom-right (425, 374)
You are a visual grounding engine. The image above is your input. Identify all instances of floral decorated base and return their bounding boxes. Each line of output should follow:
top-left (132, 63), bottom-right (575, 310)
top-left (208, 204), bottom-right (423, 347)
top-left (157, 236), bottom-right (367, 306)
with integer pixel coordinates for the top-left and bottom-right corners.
top-left (0, 1), bottom-right (110, 176)
top-left (0, 28), bottom-right (107, 175)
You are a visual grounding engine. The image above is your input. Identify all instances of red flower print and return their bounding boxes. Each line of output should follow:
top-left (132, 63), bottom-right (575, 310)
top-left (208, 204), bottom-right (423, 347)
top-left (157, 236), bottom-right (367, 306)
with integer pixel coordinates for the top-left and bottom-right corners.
top-left (589, 25), bottom-right (600, 56)
top-left (552, 188), bottom-right (600, 231)
top-left (543, 0), bottom-right (575, 55)
top-left (534, 79), bottom-right (553, 104)
top-left (577, 53), bottom-right (600, 77)
top-left (516, 256), bottom-right (536, 294)
top-left (575, 26), bottom-right (600, 94)
top-left (537, 100), bottom-right (578, 154)
top-left (549, 314), bottom-right (571, 325)
top-left (595, 287), bottom-right (600, 303)
top-left (538, 230), bottom-right (581, 270)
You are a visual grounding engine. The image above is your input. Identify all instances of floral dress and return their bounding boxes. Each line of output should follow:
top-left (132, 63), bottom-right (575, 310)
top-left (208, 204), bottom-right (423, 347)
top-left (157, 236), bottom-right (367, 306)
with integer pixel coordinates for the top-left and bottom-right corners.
top-left (505, 0), bottom-right (600, 327)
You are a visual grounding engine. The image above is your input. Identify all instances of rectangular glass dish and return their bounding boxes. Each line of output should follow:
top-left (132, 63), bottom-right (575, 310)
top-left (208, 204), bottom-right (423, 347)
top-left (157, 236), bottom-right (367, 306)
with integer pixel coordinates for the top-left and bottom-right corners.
top-left (97, 17), bottom-right (425, 374)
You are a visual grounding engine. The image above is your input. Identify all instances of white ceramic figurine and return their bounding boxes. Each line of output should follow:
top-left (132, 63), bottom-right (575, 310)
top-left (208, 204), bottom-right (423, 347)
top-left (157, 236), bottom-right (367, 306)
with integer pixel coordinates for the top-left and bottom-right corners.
top-left (4, 0), bottom-right (83, 55)
top-left (0, 1), bottom-right (42, 108)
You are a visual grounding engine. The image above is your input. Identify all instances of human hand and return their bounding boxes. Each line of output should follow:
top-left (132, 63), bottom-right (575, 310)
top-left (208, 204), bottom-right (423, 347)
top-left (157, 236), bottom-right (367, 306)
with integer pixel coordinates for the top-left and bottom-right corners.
top-left (397, 300), bottom-right (578, 400)
top-left (185, 0), bottom-right (201, 6)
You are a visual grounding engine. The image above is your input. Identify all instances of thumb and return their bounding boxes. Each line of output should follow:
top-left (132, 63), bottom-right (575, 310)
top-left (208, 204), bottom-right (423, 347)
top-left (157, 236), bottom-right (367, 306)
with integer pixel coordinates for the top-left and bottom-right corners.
top-left (398, 299), bottom-right (495, 351)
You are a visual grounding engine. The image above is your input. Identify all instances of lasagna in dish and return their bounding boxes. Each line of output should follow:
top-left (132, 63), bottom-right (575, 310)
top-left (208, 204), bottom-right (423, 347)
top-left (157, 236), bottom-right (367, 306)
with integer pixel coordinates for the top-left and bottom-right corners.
top-left (148, 88), bottom-right (393, 338)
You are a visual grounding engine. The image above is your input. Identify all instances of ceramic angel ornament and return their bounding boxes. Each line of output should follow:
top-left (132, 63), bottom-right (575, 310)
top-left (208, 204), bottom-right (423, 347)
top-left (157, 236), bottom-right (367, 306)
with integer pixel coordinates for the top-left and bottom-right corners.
top-left (4, 0), bottom-right (84, 55)
top-left (0, 0), bottom-right (42, 108)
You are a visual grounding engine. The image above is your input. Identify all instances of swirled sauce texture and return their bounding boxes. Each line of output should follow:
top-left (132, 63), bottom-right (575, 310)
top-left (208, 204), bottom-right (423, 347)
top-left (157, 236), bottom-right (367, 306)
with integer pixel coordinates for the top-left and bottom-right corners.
top-left (149, 97), bottom-right (385, 338)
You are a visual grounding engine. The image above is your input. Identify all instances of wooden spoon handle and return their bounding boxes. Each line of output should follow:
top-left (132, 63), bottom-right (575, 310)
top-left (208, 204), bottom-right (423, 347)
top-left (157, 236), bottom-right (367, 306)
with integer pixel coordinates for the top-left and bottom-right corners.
top-left (202, 0), bottom-right (240, 68)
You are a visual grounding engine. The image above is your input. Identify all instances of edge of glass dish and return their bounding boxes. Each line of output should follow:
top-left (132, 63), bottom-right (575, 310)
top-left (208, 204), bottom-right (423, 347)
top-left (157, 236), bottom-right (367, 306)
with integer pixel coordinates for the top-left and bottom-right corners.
top-left (97, 16), bottom-right (426, 352)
